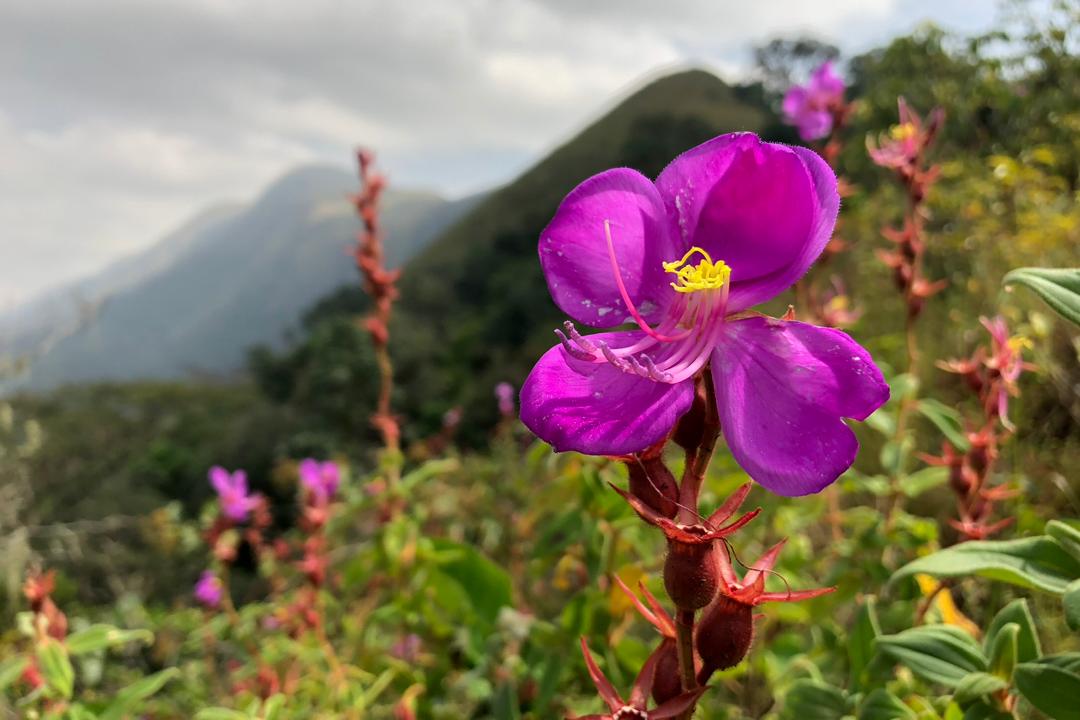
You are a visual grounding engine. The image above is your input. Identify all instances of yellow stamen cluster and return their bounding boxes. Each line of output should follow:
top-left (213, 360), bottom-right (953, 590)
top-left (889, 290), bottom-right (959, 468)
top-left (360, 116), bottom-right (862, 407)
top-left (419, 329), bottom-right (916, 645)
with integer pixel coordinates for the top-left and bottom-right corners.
top-left (890, 122), bottom-right (917, 141)
top-left (663, 246), bottom-right (731, 294)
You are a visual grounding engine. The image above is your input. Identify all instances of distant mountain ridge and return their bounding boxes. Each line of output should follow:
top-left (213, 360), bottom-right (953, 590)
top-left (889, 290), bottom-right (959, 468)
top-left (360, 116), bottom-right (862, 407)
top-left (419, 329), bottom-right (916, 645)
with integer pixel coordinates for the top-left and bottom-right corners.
top-left (3, 165), bottom-right (479, 392)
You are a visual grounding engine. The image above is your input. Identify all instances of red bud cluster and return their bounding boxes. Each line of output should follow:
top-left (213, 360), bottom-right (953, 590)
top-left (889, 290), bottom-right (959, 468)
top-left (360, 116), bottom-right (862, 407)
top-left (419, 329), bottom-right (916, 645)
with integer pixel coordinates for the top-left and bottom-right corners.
top-left (925, 316), bottom-right (1033, 541)
top-left (351, 148), bottom-right (401, 453)
top-left (575, 373), bottom-right (832, 719)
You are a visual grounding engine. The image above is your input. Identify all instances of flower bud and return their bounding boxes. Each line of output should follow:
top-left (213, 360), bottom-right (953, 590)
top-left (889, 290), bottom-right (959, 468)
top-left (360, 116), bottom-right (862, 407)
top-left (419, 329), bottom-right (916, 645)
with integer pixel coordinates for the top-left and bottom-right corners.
top-left (673, 384), bottom-right (708, 451)
top-left (650, 640), bottom-right (683, 706)
top-left (663, 528), bottom-right (720, 611)
top-left (695, 593), bottom-right (754, 676)
top-left (627, 457), bottom-right (679, 519)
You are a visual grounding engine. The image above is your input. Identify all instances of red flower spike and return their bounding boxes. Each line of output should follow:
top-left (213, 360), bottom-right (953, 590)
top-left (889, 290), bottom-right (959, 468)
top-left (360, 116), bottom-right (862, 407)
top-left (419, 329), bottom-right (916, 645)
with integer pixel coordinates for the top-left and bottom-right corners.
top-left (572, 639), bottom-right (708, 720)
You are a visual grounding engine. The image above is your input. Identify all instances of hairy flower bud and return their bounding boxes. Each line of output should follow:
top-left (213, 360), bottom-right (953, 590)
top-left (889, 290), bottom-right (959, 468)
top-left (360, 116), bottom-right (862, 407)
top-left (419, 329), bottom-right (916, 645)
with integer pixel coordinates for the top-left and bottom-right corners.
top-left (627, 457), bottom-right (679, 519)
top-left (650, 640), bottom-right (684, 706)
top-left (663, 527), bottom-right (720, 611)
top-left (695, 593), bottom-right (754, 676)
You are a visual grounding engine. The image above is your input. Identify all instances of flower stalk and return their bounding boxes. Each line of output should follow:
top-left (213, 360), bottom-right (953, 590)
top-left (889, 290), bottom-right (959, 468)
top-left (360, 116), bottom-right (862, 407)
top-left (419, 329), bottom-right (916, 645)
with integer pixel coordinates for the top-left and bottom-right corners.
top-left (351, 149), bottom-right (402, 472)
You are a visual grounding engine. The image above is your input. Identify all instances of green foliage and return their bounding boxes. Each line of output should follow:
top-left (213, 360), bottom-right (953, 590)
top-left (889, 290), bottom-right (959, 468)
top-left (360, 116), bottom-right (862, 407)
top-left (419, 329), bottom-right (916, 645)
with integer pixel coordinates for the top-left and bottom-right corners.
top-left (892, 531), bottom-right (1080, 595)
top-left (1004, 268), bottom-right (1080, 326)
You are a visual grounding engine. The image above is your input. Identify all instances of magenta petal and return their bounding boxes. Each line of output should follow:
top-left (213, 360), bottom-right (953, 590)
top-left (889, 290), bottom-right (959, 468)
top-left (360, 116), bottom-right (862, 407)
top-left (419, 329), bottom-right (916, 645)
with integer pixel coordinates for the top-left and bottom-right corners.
top-left (782, 87), bottom-right (808, 121)
top-left (711, 317), bottom-right (889, 496)
top-left (724, 144), bottom-right (839, 311)
top-left (520, 332), bottom-right (694, 455)
top-left (797, 110), bottom-right (833, 141)
top-left (539, 168), bottom-right (678, 328)
top-left (209, 466), bottom-right (232, 496)
top-left (655, 134), bottom-right (834, 311)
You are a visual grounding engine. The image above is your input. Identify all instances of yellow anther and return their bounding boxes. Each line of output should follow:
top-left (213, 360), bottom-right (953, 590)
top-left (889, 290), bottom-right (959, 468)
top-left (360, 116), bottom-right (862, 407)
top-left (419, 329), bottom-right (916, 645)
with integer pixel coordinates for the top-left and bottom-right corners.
top-left (663, 246), bottom-right (731, 294)
top-left (1007, 336), bottom-right (1033, 353)
top-left (890, 122), bottom-right (917, 141)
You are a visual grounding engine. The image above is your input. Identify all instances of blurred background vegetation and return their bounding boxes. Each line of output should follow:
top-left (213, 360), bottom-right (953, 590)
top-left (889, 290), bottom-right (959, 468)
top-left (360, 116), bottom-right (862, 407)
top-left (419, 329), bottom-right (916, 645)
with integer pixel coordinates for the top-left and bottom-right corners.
top-left (1, 2), bottom-right (1078, 717)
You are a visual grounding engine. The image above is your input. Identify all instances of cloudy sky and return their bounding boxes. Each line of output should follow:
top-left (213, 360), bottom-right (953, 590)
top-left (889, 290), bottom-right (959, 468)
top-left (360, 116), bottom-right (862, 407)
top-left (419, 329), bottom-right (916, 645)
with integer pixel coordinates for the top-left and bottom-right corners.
top-left (0, 0), bottom-right (1002, 308)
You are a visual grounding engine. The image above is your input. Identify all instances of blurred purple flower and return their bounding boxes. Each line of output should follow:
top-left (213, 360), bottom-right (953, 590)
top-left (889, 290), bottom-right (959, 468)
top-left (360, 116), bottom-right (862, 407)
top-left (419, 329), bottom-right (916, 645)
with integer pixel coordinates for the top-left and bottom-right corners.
top-left (520, 133), bottom-right (889, 496)
top-left (209, 466), bottom-right (258, 522)
top-left (194, 571), bottom-right (223, 609)
top-left (390, 633), bottom-right (423, 662)
top-left (299, 459), bottom-right (341, 500)
top-left (495, 381), bottom-right (516, 417)
top-left (782, 60), bottom-right (846, 141)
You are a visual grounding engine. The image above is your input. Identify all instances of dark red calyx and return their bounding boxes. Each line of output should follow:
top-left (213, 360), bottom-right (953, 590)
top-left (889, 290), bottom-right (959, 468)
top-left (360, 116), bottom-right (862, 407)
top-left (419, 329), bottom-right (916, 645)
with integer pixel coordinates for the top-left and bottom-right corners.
top-left (627, 457), bottom-right (679, 519)
top-left (663, 526), bottom-right (720, 611)
top-left (695, 593), bottom-right (754, 677)
top-left (650, 639), bottom-right (683, 706)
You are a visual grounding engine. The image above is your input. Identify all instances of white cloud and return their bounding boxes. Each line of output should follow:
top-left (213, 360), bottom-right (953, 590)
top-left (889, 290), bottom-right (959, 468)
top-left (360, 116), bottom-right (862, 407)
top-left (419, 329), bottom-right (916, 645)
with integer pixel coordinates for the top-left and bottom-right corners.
top-left (0, 0), bottom-right (1000, 307)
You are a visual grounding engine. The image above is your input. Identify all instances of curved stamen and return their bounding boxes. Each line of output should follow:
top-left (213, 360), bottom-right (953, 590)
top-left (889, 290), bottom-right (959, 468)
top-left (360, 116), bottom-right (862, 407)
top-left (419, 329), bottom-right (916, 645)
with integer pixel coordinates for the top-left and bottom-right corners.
top-left (555, 329), bottom-right (597, 361)
top-left (604, 220), bottom-right (690, 343)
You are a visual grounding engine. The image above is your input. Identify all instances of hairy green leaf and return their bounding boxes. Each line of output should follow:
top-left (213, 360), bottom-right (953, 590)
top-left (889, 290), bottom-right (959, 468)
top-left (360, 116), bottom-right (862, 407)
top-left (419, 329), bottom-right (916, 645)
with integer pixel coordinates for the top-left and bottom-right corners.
top-left (877, 625), bottom-right (987, 687)
top-left (1003, 267), bottom-right (1080, 326)
top-left (892, 536), bottom-right (1080, 595)
top-left (1014, 662), bottom-right (1080, 719)
top-left (985, 600), bottom-right (1041, 665)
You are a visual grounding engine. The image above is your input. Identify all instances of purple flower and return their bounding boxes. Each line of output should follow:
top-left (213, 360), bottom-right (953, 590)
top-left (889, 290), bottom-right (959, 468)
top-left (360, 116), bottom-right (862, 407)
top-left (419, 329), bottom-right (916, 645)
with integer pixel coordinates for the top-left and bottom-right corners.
top-left (495, 381), bottom-right (516, 417)
top-left (209, 466), bottom-right (258, 523)
top-left (520, 133), bottom-right (889, 496)
top-left (298, 459), bottom-right (341, 500)
top-left (782, 60), bottom-right (846, 142)
top-left (194, 571), bottom-right (223, 609)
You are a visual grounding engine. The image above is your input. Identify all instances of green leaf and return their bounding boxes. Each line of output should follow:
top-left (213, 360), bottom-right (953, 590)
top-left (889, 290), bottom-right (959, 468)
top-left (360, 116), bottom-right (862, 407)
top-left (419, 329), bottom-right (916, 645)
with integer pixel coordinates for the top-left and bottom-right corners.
top-left (430, 539), bottom-right (513, 625)
top-left (901, 466), bottom-right (949, 498)
top-left (65, 625), bottom-right (154, 656)
top-left (1033, 653), bottom-right (1080, 673)
top-left (1046, 520), bottom-right (1080, 563)
top-left (194, 710), bottom-right (251, 720)
top-left (960, 700), bottom-right (1014, 720)
top-left (876, 626), bottom-right (987, 688)
top-left (954, 672), bottom-right (1008, 704)
top-left (985, 600), bottom-right (1041, 665)
top-left (492, 681), bottom-right (521, 720)
top-left (36, 638), bottom-right (74, 699)
top-left (849, 596), bottom-right (883, 691)
top-left (892, 536), bottom-right (1080, 595)
top-left (262, 694), bottom-right (286, 720)
top-left (0, 656), bottom-right (28, 692)
top-left (917, 399), bottom-right (971, 451)
top-left (99, 668), bottom-right (179, 720)
top-left (780, 679), bottom-right (850, 720)
top-left (985, 624), bottom-right (1018, 680)
top-left (1003, 267), bottom-right (1080, 326)
top-left (1014, 662), bottom-right (1080, 719)
top-left (857, 689), bottom-right (916, 720)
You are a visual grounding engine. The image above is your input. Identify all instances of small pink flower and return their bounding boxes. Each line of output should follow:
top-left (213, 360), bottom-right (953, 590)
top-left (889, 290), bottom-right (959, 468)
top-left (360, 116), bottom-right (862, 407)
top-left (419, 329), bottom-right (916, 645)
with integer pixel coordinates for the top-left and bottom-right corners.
top-left (782, 60), bottom-right (846, 141)
top-left (298, 459), bottom-right (341, 501)
top-left (209, 466), bottom-right (259, 523)
top-left (194, 571), bottom-right (224, 609)
top-left (494, 382), bottom-right (516, 417)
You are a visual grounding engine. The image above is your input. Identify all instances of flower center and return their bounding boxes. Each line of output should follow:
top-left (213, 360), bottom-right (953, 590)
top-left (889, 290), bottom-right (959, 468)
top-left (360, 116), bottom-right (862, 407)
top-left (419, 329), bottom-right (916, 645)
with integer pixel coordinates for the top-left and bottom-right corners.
top-left (890, 122), bottom-right (917, 141)
top-left (552, 222), bottom-right (733, 385)
top-left (663, 246), bottom-right (731, 294)
top-left (613, 709), bottom-right (648, 720)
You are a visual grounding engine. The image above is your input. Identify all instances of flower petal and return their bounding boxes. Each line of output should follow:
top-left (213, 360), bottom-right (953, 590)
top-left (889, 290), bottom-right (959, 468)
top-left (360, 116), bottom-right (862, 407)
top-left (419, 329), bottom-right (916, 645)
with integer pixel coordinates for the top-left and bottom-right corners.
top-left (711, 317), bottom-right (889, 496)
top-left (520, 331), bottom-right (694, 455)
top-left (208, 466), bottom-right (232, 496)
top-left (655, 134), bottom-right (837, 311)
top-left (540, 168), bottom-right (678, 328)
